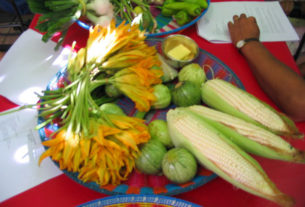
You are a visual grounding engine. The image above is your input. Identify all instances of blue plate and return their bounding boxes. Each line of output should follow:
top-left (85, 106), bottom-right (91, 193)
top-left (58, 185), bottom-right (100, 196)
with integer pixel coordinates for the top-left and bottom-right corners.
top-left (77, 0), bottom-right (210, 37)
top-left (77, 195), bottom-right (201, 207)
top-left (38, 38), bottom-right (243, 196)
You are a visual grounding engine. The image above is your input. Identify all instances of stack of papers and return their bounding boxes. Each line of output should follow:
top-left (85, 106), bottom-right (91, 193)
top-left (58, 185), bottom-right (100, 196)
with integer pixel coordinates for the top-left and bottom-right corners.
top-left (0, 29), bottom-right (68, 201)
top-left (197, 1), bottom-right (299, 43)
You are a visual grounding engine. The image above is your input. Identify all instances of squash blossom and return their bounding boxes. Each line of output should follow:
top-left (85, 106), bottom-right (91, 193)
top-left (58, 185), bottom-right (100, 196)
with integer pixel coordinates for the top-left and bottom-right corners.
top-left (38, 20), bottom-right (162, 186)
top-left (111, 58), bottom-right (162, 112)
top-left (39, 117), bottom-right (150, 185)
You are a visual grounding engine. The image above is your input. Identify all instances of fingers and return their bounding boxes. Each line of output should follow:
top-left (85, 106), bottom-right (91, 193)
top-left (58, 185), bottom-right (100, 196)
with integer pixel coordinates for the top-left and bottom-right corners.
top-left (231, 14), bottom-right (258, 25)
top-left (248, 16), bottom-right (257, 24)
top-left (228, 21), bottom-right (233, 28)
top-left (227, 21), bottom-right (234, 34)
top-left (233, 15), bottom-right (239, 23)
top-left (233, 14), bottom-right (246, 23)
top-left (240, 13), bottom-right (247, 19)
top-left (232, 14), bottom-right (256, 20)
top-left (227, 21), bottom-right (235, 41)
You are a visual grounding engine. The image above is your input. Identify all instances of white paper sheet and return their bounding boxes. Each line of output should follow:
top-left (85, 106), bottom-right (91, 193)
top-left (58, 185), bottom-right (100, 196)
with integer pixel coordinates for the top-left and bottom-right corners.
top-left (197, 1), bottom-right (300, 43)
top-left (0, 108), bottom-right (63, 202)
top-left (0, 29), bottom-right (70, 106)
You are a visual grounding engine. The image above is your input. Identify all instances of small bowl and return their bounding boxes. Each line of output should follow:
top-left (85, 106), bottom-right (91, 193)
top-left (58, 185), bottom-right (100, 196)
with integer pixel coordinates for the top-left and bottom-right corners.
top-left (161, 34), bottom-right (199, 68)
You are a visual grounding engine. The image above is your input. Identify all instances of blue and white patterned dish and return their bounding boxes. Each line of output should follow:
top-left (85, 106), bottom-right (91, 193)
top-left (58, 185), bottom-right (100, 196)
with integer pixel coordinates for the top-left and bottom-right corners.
top-left (77, 195), bottom-right (201, 207)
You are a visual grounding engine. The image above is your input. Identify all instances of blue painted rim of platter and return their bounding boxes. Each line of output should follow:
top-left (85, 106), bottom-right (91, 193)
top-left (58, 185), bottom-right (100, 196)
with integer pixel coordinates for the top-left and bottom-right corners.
top-left (77, 194), bottom-right (202, 207)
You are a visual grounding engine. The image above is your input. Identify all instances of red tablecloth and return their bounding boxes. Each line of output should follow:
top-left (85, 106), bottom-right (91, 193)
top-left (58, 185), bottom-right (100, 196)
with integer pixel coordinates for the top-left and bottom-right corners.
top-left (1, 5), bottom-right (305, 207)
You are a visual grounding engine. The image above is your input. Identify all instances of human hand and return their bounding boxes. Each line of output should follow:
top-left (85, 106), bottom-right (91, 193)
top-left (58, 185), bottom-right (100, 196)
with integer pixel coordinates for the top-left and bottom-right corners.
top-left (227, 14), bottom-right (260, 46)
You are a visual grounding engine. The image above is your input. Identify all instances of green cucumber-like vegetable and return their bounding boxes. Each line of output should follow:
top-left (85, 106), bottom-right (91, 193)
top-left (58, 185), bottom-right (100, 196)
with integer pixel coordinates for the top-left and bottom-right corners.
top-left (152, 84), bottom-right (172, 109)
top-left (135, 139), bottom-right (167, 175)
top-left (161, 7), bottom-right (175, 17)
top-left (172, 81), bottom-right (201, 107)
top-left (162, 147), bottom-right (197, 184)
top-left (163, 2), bottom-right (202, 17)
top-left (148, 119), bottom-right (173, 148)
top-left (176, 0), bottom-right (208, 9)
top-left (163, 0), bottom-right (176, 5)
top-left (100, 103), bottom-right (126, 116)
top-left (174, 10), bottom-right (191, 26)
top-left (161, 0), bottom-right (176, 17)
top-left (178, 63), bottom-right (206, 87)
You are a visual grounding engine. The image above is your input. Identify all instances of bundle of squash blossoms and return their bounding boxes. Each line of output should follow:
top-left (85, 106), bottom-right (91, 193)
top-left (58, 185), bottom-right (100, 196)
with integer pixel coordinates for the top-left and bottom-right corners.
top-left (37, 21), bottom-right (163, 186)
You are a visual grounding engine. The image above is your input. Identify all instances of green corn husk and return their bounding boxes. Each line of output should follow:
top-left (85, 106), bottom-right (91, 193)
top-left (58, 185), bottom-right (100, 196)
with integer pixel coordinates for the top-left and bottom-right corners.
top-left (167, 108), bottom-right (294, 207)
top-left (187, 105), bottom-right (305, 163)
top-left (156, 53), bottom-right (178, 83)
top-left (201, 79), bottom-right (303, 138)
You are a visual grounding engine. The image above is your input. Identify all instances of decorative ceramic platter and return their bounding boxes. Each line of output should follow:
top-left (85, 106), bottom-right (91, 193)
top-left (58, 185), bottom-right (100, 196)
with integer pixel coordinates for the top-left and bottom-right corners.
top-left (38, 38), bottom-right (244, 196)
top-left (77, 0), bottom-right (210, 37)
top-left (77, 195), bottom-right (201, 207)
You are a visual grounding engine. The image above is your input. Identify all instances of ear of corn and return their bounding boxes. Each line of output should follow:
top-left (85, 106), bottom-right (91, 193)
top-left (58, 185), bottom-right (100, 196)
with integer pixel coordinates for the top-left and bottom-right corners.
top-left (200, 79), bottom-right (303, 138)
top-left (167, 108), bottom-right (294, 207)
top-left (187, 105), bottom-right (305, 163)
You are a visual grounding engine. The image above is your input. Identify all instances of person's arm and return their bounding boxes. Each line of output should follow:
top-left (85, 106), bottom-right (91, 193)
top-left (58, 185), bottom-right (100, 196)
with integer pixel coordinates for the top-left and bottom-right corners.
top-left (228, 14), bottom-right (305, 122)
